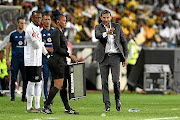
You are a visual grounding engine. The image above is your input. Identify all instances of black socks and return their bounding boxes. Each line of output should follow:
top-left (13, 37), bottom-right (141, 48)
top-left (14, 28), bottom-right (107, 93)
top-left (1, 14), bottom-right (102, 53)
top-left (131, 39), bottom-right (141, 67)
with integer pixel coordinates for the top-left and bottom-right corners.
top-left (60, 88), bottom-right (70, 110)
top-left (45, 86), bottom-right (59, 108)
top-left (44, 86), bottom-right (70, 110)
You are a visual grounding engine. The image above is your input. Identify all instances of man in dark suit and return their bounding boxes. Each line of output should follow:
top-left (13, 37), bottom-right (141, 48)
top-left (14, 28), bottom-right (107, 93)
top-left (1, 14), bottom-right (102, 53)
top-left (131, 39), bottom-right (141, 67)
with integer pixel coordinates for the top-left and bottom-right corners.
top-left (94, 10), bottom-right (128, 112)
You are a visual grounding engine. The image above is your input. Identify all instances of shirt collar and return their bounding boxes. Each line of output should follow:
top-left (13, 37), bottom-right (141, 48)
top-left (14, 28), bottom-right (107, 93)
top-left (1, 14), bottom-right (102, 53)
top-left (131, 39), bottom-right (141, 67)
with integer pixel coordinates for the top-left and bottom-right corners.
top-left (102, 22), bottom-right (111, 29)
top-left (31, 21), bottom-right (39, 27)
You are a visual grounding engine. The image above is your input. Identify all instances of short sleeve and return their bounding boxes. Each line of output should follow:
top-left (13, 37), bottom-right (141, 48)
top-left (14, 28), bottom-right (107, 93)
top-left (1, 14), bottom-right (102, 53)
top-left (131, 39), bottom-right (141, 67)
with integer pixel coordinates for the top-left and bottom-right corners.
top-left (8, 32), bottom-right (13, 43)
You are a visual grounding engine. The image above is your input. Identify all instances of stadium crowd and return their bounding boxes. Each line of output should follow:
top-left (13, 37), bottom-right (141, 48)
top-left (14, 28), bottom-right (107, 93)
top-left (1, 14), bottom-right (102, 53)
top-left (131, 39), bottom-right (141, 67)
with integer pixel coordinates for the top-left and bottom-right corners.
top-left (0, 0), bottom-right (180, 47)
top-left (0, 0), bottom-right (180, 95)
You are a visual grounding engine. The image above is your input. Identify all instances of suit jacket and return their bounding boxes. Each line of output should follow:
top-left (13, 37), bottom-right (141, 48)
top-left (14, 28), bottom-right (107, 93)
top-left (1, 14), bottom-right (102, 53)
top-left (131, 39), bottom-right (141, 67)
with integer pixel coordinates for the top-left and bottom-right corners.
top-left (93, 22), bottom-right (128, 63)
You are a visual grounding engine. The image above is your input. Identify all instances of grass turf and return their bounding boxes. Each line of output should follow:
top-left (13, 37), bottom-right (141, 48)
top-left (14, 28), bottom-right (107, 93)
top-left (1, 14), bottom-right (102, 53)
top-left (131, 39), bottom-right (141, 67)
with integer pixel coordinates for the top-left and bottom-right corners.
top-left (0, 92), bottom-right (180, 120)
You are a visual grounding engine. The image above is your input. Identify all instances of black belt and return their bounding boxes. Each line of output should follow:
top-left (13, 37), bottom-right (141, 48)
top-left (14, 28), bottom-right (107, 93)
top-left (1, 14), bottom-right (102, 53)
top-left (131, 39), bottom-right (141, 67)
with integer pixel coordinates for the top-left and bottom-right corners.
top-left (106, 53), bottom-right (119, 56)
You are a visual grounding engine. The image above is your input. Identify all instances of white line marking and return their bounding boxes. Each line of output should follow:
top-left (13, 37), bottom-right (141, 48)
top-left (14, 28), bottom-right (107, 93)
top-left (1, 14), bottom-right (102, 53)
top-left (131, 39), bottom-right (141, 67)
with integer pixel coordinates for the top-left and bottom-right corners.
top-left (171, 108), bottom-right (180, 110)
top-left (28, 117), bottom-right (57, 120)
top-left (143, 117), bottom-right (179, 120)
top-left (28, 119), bottom-right (41, 120)
top-left (46, 118), bottom-right (57, 120)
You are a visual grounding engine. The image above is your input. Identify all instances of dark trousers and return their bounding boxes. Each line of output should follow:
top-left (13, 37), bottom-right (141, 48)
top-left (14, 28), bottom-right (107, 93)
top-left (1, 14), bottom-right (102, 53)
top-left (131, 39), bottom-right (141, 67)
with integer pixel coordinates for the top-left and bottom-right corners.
top-left (0, 77), bottom-right (8, 90)
top-left (11, 57), bottom-right (27, 99)
top-left (99, 54), bottom-right (121, 107)
top-left (42, 56), bottom-right (53, 100)
top-left (127, 64), bottom-right (135, 91)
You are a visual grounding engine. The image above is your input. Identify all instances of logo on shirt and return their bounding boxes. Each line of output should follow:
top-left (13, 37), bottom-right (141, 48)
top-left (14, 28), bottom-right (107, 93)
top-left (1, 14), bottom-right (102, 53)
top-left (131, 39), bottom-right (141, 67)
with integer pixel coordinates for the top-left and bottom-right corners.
top-left (43, 34), bottom-right (46, 36)
top-left (47, 33), bottom-right (51, 36)
top-left (18, 41), bottom-right (23, 45)
top-left (32, 32), bottom-right (37, 37)
top-left (47, 38), bottom-right (52, 42)
top-left (19, 36), bottom-right (22, 38)
top-left (15, 36), bottom-right (18, 38)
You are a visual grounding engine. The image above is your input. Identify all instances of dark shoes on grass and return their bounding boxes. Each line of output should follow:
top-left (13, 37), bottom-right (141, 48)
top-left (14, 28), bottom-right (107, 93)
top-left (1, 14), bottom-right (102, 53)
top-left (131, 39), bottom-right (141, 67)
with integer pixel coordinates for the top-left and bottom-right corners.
top-left (42, 106), bottom-right (79, 115)
top-left (64, 108), bottom-right (80, 114)
top-left (103, 100), bottom-right (122, 112)
top-left (42, 107), bottom-right (54, 114)
top-left (103, 107), bottom-right (110, 112)
top-left (116, 99), bottom-right (122, 111)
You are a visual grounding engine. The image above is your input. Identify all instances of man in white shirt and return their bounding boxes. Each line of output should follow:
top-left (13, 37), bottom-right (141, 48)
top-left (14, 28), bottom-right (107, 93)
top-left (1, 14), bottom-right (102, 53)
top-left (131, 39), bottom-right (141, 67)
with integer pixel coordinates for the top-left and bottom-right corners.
top-left (94, 10), bottom-right (128, 112)
top-left (24, 11), bottom-right (49, 113)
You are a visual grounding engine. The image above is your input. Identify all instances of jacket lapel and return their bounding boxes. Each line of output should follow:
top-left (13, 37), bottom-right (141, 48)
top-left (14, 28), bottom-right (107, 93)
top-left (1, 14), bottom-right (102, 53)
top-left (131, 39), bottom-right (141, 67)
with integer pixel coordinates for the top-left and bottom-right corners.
top-left (111, 23), bottom-right (121, 49)
top-left (111, 23), bottom-right (118, 40)
top-left (100, 23), bottom-right (106, 33)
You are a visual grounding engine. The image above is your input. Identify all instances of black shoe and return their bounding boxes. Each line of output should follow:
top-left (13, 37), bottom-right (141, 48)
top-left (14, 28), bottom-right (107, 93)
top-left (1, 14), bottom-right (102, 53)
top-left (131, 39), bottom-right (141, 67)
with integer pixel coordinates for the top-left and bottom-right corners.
top-left (42, 107), bottom-right (54, 114)
top-left (50, 100), bottom-right (54, 105)
top-left (64, 108), bottom-right (80, 114)
top-left (21, 98), bottom-right (27, 102)
top-left (0, 92), bottom-right (3, 97)
top-left (116, 100), bottom-right (122, 111)
top-left (103, 107), bottom-right (110, 112)
top-left (103, 103), bottom-right (110, 112)
top-left (44, 101), bottom-right (46, 105)
top-left (10, 98), bottom-right (15, 102)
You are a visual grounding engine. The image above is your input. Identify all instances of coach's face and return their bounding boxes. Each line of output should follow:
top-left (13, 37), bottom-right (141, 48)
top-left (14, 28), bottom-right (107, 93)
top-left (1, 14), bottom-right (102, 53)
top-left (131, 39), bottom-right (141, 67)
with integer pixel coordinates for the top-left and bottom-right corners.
top-left (101, 13), bottom-right (112, 26)
top-left (32, 13), bottom-right (42, 26)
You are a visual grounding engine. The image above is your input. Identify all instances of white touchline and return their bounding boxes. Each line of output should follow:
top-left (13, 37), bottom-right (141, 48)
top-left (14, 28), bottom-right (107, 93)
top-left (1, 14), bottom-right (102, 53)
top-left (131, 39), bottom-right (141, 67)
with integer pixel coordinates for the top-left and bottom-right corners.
top-left (47, 117), bottom-right (57, 119)
top-left (143, 117), bottom-right (179, 120)
top-left (171, 108), bottom-right (180, 110)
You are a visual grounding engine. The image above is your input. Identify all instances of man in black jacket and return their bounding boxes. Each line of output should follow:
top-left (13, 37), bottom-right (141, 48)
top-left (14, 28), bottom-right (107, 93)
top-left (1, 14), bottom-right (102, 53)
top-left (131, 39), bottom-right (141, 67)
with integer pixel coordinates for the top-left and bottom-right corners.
top-left (94, 10), bottom-right (128, 112)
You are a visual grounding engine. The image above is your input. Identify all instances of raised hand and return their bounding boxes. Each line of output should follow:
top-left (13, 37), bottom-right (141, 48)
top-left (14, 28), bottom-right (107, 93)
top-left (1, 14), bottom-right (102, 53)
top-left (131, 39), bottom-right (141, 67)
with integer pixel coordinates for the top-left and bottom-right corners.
top-left (107, 27), bottom-right (116, 36)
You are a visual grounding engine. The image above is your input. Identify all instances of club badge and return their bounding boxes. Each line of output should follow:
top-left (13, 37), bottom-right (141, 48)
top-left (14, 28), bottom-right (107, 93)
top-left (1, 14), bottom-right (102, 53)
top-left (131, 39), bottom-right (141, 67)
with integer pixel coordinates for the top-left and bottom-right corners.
top-left (47, 38), bottom-right (52, 42)
top-left (32, 32), bottom-right (37, 37)
top-left (18, 41), bottom-right (23, 45)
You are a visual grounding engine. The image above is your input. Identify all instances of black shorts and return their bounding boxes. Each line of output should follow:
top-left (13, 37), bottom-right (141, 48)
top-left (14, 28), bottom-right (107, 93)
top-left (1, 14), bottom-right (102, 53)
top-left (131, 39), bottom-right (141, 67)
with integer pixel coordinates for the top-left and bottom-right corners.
top-left (52, 65), bottom-right (70, 80)
top-left (26, 66), bottom-right (42, 82)
top-left (48, 54), bottom-right (69, 79)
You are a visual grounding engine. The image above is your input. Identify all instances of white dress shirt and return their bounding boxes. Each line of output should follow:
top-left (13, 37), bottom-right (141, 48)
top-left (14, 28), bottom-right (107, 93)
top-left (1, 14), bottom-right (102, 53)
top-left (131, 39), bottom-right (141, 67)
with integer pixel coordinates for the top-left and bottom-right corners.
top-left (102, 23), bottom-right (119, 53)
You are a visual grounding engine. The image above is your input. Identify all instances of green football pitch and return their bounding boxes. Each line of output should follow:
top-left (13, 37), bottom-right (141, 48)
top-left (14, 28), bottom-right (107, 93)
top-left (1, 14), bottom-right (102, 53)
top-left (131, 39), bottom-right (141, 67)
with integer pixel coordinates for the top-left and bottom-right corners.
top-left (0, 92), bottom-right (180, 120)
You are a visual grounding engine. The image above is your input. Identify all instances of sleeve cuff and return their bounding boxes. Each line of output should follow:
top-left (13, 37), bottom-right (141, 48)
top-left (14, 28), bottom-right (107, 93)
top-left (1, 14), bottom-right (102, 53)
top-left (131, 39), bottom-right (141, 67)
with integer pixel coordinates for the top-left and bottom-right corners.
top-left (103, 32), bottom-right (107, 38)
